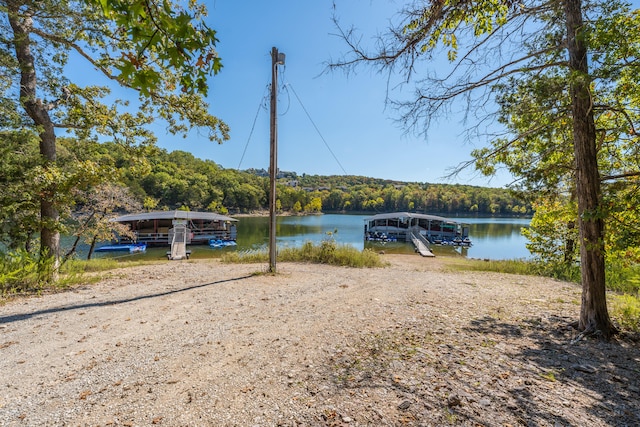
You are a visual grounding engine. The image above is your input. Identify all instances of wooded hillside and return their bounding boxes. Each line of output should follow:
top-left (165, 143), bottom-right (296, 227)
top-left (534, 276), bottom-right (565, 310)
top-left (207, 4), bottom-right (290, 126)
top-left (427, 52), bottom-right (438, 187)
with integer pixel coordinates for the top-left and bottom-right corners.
top-left (76, 139), bottom-right (530, 216)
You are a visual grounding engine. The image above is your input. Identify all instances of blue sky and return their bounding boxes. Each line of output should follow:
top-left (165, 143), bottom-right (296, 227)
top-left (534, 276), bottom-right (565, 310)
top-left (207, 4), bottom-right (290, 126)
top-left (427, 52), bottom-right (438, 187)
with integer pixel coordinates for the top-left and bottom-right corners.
top-left (154, 0), bottom-right (513, 187)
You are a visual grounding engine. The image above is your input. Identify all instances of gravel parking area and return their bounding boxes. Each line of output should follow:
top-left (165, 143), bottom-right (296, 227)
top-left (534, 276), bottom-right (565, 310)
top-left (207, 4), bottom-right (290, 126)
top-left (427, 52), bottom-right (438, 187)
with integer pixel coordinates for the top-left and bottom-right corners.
top-left (1, 255), bottom-right (639, 426)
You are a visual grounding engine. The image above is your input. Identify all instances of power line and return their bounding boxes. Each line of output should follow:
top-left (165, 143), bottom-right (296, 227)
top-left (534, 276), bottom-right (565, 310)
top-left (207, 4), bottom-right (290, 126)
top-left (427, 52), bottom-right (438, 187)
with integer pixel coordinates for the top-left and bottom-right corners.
top-left (285, 83), bottom-right (348, 175)
top-left (237, 88), bottom-right (269, 170)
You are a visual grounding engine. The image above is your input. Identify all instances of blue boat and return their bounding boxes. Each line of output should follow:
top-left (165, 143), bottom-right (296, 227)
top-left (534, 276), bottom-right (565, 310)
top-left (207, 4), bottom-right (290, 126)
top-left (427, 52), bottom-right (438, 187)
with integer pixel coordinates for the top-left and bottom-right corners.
top-left (209, 239), bottom-right (238, 249)
top-left (95, 243), bottom-right (147, 253)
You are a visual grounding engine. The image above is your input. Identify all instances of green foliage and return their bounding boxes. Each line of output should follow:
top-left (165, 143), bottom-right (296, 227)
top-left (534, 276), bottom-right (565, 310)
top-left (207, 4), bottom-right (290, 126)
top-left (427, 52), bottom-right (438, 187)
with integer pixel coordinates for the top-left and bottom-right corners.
top-left (61, 258), bottom-right (158, 274)
top-left (609, 294), bottom-right (640, 332)
top-left (0, 131), bottom-right (41, 251)
top-left (2, 1), bottom-right (229, 145)
top-left (296, 175), bottom-right (529, 215)
top-left (533, 261), bottom-right (582, 284)
top-left (404, 0), bottom-right (511, 61)
top-left (446, 258), bottom-right (541, 276)
top-left (90, 0), bottom-right (222, 96)
top-left (0, 250), bottom-right (42, 294)
top-left (522, 199), bottom-right (579, 267)
top-left (0, 249), bottom-right (60, 294)
top-left (51, 139), bottom-right (528, 216)
top-left (605, 257), bottom-right (640, 294)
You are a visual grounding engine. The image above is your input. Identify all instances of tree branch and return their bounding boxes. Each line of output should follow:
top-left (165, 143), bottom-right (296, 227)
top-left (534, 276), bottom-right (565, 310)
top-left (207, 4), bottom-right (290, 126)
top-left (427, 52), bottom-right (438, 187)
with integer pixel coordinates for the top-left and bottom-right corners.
top-left (601, 171), bottom-right (640, 181)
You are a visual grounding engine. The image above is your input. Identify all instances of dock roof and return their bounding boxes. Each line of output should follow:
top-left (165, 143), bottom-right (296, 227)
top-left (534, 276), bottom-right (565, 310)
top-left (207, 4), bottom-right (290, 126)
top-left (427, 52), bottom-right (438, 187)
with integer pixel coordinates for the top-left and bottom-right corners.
top-left (365, 212), bottom-right (459, 223)
top-left (112, 210), bottom-right (238, 223)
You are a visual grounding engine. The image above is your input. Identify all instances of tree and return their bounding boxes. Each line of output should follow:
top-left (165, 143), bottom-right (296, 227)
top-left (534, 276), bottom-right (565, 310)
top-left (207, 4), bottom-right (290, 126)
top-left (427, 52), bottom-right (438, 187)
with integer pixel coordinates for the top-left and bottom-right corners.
top-left (474, 2), bottom-right (640, 290)
top-left (64, 182), bottom-right (141, 261)
top-left (304, 197), bottom-right (323, 213)
top-left (1, 0), bottom-right (228, 280)
top-left (332, 0), bottom-right (639, 339)
top-left (0, 131), bottom-right (40, 252)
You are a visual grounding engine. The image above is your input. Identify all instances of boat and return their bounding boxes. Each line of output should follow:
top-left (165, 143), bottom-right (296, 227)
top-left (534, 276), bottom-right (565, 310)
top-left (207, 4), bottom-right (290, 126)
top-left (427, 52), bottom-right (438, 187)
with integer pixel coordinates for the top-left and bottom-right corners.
top-left (209, 239), bottom-right (238, 248)
top-left (364, 232), bottom-right (397, 242)
top-left (364, 212), bottom-right (471, 246)
top-left (95, 242), bottom-right (147, 253)
top-left (109, 210), bottom-right (238, 247)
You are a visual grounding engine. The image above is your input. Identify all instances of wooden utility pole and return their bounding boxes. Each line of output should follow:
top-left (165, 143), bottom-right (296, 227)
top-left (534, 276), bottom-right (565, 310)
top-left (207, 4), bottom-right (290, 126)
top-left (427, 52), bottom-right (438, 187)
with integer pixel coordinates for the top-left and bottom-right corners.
top-left (269, 47), bottom-right (284, 273)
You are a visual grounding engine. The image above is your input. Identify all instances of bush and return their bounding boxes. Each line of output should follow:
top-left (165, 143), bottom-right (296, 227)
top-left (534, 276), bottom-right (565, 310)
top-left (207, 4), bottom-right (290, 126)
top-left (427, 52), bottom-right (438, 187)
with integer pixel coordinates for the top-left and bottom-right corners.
top-left (0, 249), bottom-right (53, 294)
top-left (609, 294), bottom-right (640, 332)
top-left (221, 240), bottom-right (387, 268)
top-left (605, 258), bottom-right (640, 295)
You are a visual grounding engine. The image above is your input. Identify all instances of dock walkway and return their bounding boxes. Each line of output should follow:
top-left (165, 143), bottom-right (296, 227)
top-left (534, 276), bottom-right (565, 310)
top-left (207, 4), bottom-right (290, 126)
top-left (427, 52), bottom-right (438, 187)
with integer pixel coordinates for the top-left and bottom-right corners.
top-left (410, 230), bottom-right (435, 257)
top-left (167, 223), bottom-right (191, 260)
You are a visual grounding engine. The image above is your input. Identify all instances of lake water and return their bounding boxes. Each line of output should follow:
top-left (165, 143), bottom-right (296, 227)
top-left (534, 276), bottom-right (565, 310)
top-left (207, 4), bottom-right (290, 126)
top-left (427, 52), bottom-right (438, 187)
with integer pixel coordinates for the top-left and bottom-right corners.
top-left (83, 214), bottom-right (531, 261)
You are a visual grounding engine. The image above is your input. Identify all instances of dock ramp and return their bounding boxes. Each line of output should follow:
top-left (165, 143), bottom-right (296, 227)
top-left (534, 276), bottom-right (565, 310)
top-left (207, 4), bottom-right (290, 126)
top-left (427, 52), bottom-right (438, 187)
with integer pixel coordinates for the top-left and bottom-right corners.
top-left (167, 222), bottom-right (191, 260)
top-left (410, 230), bottom-right (435, 257)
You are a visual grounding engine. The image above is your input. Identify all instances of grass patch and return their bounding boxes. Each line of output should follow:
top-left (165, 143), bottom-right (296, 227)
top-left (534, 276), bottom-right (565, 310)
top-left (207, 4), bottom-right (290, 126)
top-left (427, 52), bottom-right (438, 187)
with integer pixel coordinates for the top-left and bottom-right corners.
top-left (443, 257), bottom-right (584, 283)
top-left (1, 249), bottom-right (53, 295)
top-left (609, 294), bottom-right (640, 332)
top-left (443, 258), bottom-right (543, 277)
top-left (221, 249), bottom-right (268, 264)
top-left (540, 370), bottom-right (558, 382)
top-left (605, 259), bottom-right (640, 295)
top-left (61, 257), bottom-right (159, 274)
top-left (0, 250), bottom-right (165, 298)
top-left (222, 240), bottom-right (388, 268)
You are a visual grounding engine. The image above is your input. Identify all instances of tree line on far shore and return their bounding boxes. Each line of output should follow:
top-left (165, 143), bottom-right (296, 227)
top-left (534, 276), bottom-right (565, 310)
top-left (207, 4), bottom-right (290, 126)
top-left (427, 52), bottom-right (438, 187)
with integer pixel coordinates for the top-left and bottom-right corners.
top-left (85, 138), bottom-right (532, 216)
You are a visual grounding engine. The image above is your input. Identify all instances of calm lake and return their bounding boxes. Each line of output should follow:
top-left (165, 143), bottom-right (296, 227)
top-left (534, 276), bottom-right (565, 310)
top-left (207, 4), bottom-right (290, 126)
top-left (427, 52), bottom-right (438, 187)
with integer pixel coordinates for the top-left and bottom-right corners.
top-left (83, 214), bottom-right (531, 262)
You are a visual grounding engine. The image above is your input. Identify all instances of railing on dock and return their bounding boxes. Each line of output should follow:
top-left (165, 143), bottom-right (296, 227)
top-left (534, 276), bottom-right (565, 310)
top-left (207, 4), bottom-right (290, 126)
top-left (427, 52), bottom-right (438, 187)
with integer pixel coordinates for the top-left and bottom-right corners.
top-left (168, 224), bottom-right (191, 260)
top-left (410, 229), bottom-right (435, 257)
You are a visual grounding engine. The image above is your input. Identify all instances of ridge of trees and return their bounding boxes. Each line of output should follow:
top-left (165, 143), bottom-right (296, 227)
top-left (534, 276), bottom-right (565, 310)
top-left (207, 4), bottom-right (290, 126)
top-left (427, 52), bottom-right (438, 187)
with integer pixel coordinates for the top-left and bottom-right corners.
top-left (96, 141), bottom-right (531, 216)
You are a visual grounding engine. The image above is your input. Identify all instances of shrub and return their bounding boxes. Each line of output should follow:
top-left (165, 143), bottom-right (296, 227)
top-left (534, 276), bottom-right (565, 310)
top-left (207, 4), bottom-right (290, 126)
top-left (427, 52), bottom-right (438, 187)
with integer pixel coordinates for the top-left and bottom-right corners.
top-left (609, 294), bottom-right (640, 332)
top-left (0, 249), bottom-right (53, 294)
top-left (221, 240), bottom-right (387, 268)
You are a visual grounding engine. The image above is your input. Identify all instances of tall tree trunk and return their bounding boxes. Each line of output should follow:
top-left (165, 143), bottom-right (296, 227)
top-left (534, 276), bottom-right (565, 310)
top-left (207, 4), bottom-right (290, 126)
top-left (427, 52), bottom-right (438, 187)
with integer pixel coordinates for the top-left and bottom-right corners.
top-left (8, 3), bottom-right (60, 281)
top-left (564, 0), bottom-right (615, 339)
top-left (564, 191), bottom-right (577, 264)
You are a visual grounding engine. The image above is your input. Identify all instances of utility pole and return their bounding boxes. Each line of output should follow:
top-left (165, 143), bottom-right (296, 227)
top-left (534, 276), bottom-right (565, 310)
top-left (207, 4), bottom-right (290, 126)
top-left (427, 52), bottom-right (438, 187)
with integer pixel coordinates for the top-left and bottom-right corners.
top-left (269, 47), bottom-right (285, 273)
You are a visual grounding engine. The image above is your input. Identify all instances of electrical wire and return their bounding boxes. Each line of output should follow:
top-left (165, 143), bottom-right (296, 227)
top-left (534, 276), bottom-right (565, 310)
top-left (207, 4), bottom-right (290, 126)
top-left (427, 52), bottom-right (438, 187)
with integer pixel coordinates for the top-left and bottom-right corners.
top-left (285, 83), bottom-right (348, 175)
top-left (237, 88), bottom-right (269, 170)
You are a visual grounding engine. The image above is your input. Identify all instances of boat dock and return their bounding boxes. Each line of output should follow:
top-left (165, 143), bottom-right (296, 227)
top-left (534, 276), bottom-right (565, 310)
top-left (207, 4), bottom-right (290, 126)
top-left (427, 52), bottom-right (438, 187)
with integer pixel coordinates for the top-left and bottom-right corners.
top-left (110, 210), bottom-right (238, 247)
top-left (364, 212), bottom-right (472, 257)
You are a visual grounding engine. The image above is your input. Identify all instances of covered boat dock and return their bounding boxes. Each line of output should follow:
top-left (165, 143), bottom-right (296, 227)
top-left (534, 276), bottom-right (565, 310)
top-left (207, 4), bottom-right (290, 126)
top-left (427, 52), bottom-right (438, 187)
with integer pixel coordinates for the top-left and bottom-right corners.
top-left (364, 212), bottom-right (470, 248)
top-left (111, 211), bottom-right (238, 247)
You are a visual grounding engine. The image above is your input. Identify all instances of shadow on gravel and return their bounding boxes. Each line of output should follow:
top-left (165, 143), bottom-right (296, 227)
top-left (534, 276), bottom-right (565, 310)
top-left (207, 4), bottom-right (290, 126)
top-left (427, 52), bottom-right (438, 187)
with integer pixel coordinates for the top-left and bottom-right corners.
top-left (464, 315), bottom-right (640, 427)
top-left (0, 275), bottom-right (253, 325)
top-left (321, 315), bottom-right (640, 426)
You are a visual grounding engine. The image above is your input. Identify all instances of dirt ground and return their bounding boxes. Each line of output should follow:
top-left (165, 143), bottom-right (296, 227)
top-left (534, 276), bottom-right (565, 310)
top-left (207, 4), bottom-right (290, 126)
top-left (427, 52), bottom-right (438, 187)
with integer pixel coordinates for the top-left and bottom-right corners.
top-left (0, 255), bottom-right (638, 426)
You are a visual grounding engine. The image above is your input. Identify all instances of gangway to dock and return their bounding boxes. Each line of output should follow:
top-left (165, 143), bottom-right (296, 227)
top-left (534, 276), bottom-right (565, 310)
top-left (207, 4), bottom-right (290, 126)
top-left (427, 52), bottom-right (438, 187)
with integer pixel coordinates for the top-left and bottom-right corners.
top-left (410, 230), bottom-right (435, 257)
top-left (167, 221), bottom-right (191, 260)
